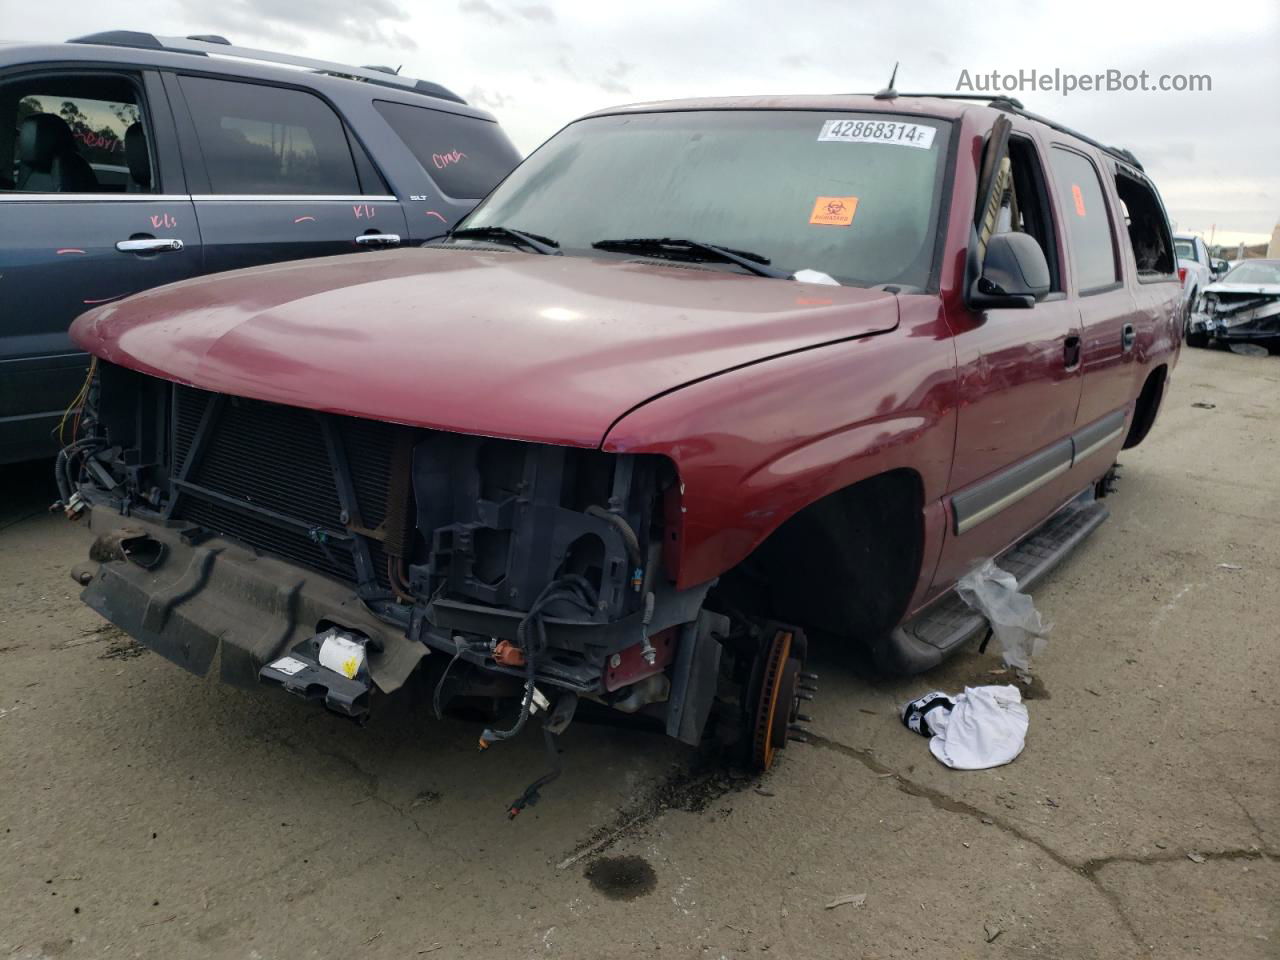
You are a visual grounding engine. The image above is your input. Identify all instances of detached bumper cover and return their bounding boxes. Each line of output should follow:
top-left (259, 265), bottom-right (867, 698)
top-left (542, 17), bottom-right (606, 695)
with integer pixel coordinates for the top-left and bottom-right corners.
top-left (77, 509), bottom-right (426, 692)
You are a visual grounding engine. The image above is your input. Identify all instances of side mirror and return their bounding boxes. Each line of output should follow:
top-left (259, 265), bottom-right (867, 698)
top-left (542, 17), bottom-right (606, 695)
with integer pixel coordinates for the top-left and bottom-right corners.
top-left (968, 232), bottom-right (1052, 310)
top-left (1211, 259), bottom-right (1230, 278)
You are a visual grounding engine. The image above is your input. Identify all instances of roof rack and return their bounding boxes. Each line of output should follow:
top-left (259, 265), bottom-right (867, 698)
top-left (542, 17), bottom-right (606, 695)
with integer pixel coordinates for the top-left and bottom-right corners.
top-left (871, 89), bottom-right (1027, 110)
top-left (67, 31), bottom-right (466, 105)
top-left (861, 91), bottom-right (1143, 171)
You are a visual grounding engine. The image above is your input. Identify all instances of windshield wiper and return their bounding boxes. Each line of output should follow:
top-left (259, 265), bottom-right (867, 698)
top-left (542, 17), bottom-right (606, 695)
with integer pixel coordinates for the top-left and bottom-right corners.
top-left (444, 225), bottom-right (561, 256)
top-left (591, 237), bottom-right (791, 279)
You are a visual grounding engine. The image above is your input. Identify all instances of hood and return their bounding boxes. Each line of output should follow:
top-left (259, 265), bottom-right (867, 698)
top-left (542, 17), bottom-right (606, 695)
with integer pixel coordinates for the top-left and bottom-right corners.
top-left (72, 248), bottom-right (899, 447)
top-left (1203, 281), bottom-right (1280, 297)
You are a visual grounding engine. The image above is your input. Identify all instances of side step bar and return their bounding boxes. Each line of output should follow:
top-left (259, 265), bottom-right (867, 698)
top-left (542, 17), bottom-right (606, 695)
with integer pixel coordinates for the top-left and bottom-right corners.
top-left (879, 492), bottom-right (1110, 674)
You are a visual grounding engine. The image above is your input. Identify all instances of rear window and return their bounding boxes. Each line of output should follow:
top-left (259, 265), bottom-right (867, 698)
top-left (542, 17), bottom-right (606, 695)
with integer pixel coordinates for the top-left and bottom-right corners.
top-left (179, 76), bottom-right (360, 195)
top-left (1174, 240), bottom-right (1195, 260)
top-left (373, 100), bottom-right (520, 199)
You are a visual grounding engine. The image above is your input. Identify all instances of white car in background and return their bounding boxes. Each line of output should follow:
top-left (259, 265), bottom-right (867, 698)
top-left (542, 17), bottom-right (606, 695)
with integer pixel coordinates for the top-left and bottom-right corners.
top-left (1174, 234), bottom-right (1229, 345)
top-left (1189, 259), bottom-right (1280, 353)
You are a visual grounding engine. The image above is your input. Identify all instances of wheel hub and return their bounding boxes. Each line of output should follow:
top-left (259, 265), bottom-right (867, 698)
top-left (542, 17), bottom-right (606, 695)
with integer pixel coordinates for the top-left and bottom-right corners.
top-left (749, 627), bottom-right (815, 771)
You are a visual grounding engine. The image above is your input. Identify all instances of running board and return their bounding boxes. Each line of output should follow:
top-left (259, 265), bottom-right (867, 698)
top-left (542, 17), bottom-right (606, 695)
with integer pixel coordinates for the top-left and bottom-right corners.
top-left (878, 494), bottom-right (1110, 674)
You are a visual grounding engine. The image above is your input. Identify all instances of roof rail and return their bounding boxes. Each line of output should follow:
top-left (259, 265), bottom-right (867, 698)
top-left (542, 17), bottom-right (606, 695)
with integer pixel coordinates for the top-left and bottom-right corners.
top-left (861, 91), bottom-right (1142, 171)
top-left (989, 101), bottom-right (1144, 171)
top-left (868, 90), bottom-right (1026, 110)
top-left (67, 31), bottom-right (466, 105)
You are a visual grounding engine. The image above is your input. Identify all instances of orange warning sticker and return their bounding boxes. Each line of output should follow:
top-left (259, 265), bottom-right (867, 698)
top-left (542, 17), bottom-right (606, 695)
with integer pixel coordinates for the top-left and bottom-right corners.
top-left (1071, 184), bottom-right (1087, 217)
top-left (809, 196), bottom-right (859, 226)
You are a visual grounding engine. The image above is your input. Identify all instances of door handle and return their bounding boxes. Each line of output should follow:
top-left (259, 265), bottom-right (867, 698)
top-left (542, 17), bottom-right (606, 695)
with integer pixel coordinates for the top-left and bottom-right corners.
top-left (355, 233), bottom-right (401, 247)
top-left (1121, 323), bottom-right (1136, 351)
top-left (1063, 334), bottom-right (1082, 369)
top-left (116, 238), bottom-right (183, 253)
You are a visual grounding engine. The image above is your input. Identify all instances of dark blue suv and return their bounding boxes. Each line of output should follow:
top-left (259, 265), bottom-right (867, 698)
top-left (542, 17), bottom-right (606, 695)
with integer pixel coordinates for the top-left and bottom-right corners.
top-left (0, 31), bottom-right (522, 463)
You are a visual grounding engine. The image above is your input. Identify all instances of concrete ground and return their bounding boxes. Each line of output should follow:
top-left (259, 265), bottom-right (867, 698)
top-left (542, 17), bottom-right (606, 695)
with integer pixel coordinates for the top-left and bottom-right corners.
top-left (1, 345), bottom-right (1276, 960)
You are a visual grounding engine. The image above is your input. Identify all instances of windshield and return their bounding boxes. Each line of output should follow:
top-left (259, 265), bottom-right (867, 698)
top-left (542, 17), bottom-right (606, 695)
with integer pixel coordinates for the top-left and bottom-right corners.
top-left (1223, 261), bottom-right (1280, 285)
top-left (457, 110), bottom-right (952, 288)
top-left (1173, 240), bottom-right (1196, 260)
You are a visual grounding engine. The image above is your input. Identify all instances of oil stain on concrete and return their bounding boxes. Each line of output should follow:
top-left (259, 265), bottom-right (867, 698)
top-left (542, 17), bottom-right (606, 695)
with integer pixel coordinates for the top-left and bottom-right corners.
top-left (585, 855), bottom-right (658, 900)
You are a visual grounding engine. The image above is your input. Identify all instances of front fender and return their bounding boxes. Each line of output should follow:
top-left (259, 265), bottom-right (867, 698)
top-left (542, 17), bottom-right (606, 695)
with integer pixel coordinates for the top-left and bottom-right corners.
top-left (603, 296), bottom-right (957, 589)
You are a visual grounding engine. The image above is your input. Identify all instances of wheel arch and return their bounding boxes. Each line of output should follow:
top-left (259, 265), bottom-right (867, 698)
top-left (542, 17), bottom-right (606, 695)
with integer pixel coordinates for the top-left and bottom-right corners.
top-left (708, 467), bottom-right (927, 645)
top-left (1123, 363), bottom-right (1168, 448)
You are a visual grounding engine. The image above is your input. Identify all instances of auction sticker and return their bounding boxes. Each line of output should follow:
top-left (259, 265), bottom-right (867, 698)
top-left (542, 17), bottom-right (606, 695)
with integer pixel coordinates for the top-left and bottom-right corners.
top-left (1071, 184), bottom-right (1087, 216)
top-left (810, 196), bottom-right (859, 226)
top-left (818, 119), bottom-right (936, 149)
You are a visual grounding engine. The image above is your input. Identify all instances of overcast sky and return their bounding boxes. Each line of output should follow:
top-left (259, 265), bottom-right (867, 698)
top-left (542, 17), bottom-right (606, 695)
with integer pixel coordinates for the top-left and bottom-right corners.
top-left (7, 0), bottom-right (1277, 246)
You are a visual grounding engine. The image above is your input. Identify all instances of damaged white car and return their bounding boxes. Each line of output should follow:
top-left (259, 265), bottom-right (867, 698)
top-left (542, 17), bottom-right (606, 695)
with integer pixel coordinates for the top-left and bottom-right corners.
top-left (1188, 259), bottom-right (1280, 351)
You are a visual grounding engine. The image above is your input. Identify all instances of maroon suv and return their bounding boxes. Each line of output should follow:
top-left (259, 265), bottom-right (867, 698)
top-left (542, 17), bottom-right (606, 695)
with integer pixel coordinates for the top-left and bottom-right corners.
top-left (63, 94), bottom-right (1180, 778)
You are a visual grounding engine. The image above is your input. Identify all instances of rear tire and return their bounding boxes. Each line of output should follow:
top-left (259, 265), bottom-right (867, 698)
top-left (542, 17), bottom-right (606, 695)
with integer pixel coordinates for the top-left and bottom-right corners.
top-left (1185, 329), bottom-right (1208, 348)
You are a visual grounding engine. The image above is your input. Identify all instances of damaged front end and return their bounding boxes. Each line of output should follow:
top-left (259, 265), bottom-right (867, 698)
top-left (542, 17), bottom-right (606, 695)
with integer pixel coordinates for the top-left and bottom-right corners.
top-left (1190, 287), bottom-right (1280, 347)
top-left (63, 362), bottom-right (810, 783)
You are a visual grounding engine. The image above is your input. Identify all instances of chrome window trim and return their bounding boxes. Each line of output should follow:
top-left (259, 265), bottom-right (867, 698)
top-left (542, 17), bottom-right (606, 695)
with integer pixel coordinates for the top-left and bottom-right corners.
top-left (0, 194), bottom-right (398, 202)
top-left (190, 195), bottom-right (398, 202)
top-left (0, 194), bottom-right (191, 202)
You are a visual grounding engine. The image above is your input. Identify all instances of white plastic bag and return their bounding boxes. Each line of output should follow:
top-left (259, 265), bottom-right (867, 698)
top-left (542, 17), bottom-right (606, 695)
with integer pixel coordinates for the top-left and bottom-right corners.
top-left (955, 560), bottom-right (1050, 675)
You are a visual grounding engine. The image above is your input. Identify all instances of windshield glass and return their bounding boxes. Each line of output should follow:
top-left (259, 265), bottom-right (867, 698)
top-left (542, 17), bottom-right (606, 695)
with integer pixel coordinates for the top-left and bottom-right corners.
top-left (458, 110), bottom-right (953, 288)
top-left (1173, 240), bottom-right (1196, 260)
top-left (1223, 261), bottom-right (1280, 285)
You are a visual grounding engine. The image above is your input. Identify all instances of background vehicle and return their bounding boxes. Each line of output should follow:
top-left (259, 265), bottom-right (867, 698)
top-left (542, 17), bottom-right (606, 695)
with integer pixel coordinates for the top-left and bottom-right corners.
top-left (1173, 232), bottom-right (1229, 346)
top-left (63, 93), bottom-right (1180, 776)
top-left (1189, 258), bottom-right (1280, 351)
top-left (0, 31), bottom-right (521, 464)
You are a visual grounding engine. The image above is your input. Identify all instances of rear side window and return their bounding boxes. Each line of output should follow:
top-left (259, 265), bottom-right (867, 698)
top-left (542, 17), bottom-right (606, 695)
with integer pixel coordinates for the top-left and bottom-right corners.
top-left (1115, 172), bottom-right (1175, 278)
top-left (373, 99), bottom-right (520, 199)
top-left (1049, 147), bottom-right (1119, 293)
top-left (179, 76), bottom-right (359, 195)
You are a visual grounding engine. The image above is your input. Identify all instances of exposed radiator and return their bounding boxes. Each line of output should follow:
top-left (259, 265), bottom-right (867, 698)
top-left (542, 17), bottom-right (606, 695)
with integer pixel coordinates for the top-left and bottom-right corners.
top-left (170, 385), bottom-right (404, 589)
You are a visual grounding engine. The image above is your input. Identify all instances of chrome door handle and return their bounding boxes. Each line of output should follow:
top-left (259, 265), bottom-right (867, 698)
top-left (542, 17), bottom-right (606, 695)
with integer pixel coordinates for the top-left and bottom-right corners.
top-left (355, 233), bottom-right (401, 247)
top-left (116, 238), bottom-right (184, 253)
top-left (1121, 323), bottom-right (1136, 351)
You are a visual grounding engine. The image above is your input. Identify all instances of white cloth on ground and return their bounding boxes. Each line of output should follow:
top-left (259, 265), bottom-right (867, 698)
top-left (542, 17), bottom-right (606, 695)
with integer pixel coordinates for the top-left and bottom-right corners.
top-left (925, 684), bottom-right (1028, 770)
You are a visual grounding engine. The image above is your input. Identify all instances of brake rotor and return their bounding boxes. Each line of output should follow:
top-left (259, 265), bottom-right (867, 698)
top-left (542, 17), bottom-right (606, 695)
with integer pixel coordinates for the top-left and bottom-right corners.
top-left (750, 629), bottom-right (810, 771)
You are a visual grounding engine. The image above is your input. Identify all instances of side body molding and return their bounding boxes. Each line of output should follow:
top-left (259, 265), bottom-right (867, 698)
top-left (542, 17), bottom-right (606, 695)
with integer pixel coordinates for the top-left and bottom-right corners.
top-left (949, 408), bottom-right (1127, 535)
